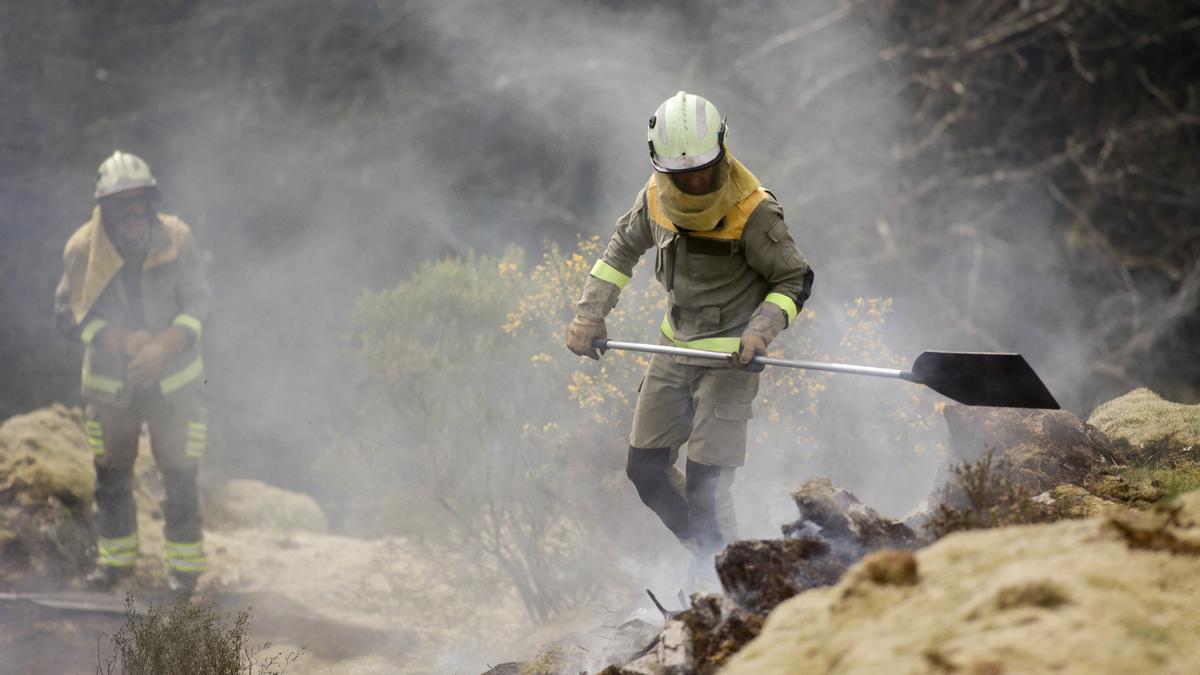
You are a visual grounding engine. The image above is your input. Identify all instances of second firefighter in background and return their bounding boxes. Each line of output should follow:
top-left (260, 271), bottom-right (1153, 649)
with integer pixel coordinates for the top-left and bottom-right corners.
top-left (55, 151), bottom-right (211, 595)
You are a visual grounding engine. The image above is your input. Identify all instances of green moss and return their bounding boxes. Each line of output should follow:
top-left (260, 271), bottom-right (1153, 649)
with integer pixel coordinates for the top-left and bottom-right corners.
top-left (1088, 389), bottom-right (1200, 462)
top-left (1125, 462), bottom-right (1200, 500)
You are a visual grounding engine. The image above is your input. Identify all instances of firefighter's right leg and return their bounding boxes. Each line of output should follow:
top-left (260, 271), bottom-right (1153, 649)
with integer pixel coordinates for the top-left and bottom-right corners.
top-left (628, 353), bottom-right (695, 548)
top-left (86, 405), bottom-right (142, 588)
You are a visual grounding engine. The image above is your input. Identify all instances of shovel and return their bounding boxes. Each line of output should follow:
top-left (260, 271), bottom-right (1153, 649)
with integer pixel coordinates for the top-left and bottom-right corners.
top-left (592, 338), bottom-right (1059, 409)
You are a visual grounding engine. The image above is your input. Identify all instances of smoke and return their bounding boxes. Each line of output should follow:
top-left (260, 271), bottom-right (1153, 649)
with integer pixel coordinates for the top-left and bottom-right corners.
top-left (3, 0), bottom-right (1195, 670)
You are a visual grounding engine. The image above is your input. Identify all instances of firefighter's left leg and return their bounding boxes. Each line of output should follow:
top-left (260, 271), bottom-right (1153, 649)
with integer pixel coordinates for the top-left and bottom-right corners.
top-left (146, 391), bottom-right (207, 592)
top-left (628, 353), bottom-right (697, 549)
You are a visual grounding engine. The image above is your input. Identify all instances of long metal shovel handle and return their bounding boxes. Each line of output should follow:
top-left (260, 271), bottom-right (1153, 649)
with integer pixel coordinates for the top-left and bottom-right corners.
top-left (591, 338), bottom-right (1059, 409)
top-left (592, 338), bottom-right (905, 378)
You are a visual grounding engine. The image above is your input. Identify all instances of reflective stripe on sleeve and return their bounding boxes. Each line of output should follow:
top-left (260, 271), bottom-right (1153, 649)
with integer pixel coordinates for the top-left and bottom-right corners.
top-left (82, 365), bottom-right (123, 395)
top-left (160, 356), bottom-right (204, 395)
top-left (172, 313), bottom-right (204, 341)
top-left (764, 292), bottom-right (798, 325)
top-left (659, 314), bottom-right (742, 353)
top-left (589, 260), bottom-right (631, 290)
top-left (80, 319), bottom-right (109, 346)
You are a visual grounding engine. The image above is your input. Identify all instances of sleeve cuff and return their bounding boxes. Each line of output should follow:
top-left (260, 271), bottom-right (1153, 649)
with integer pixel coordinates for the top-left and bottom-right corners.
top-left (172, 313), bottom-right (204, 341)
top-left (589, 259), bottom-right (631, 290)
top-left (79, 318), bottom-right (109, 346)
top-left (764, 292), bottom-right (798, 325)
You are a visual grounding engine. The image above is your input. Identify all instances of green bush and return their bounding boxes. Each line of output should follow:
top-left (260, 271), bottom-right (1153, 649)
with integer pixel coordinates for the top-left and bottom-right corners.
top-left (97, 595), bottom-right (302, 675)
top-left (927, 450), bottom-right (1051, 538)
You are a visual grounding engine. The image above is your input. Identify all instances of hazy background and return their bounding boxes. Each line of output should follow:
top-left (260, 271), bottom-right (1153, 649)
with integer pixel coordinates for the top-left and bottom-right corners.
top-left (2, 0), bottom-right (1197, 607)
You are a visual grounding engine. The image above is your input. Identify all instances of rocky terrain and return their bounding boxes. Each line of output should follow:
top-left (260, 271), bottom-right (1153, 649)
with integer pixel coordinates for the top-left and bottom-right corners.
top-left (501, 388), bottom-right (1200, 674)
top-left (0, 405), bottom-right (529, 674)
top-left (1, 388), bottom-right (1197, 673)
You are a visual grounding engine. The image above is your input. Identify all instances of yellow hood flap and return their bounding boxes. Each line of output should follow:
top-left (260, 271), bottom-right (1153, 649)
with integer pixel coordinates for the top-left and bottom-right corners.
top-left (65, 209), bottom-right (190, 324)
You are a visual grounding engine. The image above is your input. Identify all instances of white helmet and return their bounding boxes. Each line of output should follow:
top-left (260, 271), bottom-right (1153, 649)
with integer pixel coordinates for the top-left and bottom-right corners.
top-left (646, 91), bottom-right (727, 173)
top-left (95, 151), bottom-right (158, 200)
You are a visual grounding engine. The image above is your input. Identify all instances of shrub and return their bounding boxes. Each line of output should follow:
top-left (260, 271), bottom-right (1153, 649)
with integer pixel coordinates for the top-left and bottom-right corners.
top-left (927, 450), bottom-right (1051, 538)
top-left (97, 595), bottom-right (302, 675)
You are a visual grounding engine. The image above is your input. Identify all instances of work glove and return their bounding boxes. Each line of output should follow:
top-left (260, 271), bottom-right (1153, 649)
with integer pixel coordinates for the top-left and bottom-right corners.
top-left (122, 330), bottom-right (152, 357)
top-left (566, 315), bottom-right (607, 360)
top-left (566, 272), bottom-right (622, 360)
top-left (127, 327), bottom-right (187, 388)
top-left (98, 326), bottom-right (127, 356)
top-left (732, 301), bottom-right (788, 369)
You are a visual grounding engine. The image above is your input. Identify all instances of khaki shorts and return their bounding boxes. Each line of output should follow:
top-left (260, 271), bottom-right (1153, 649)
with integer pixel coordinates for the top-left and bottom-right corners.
top-left (629, 353), bottom-right (759, 467)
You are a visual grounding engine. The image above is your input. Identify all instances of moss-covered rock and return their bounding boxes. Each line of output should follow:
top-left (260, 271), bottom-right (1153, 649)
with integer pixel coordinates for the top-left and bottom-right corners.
top-left (1088, 388), bottom-right (1200, 463)
top-left (206, 479), bottom-right (328, 534)
top-left (0, 404), bottom-right (95, 586)
top-left (723, 490), bottom-right (1200, 674)
top-left (1033, 484), bottom-right (1120, 519)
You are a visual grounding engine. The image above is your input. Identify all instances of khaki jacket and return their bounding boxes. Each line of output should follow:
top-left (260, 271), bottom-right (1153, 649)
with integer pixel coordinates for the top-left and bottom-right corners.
top-left (55, 208), bottom-right (210, 405)
top-left (595, 179), bottom-right (813, 354)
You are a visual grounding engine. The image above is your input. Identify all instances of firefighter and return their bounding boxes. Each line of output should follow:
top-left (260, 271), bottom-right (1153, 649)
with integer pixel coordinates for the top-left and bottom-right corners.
top-left (566, 92), bottom-right (813, 584)
top-left (55, 151), bottom-right (210, 595)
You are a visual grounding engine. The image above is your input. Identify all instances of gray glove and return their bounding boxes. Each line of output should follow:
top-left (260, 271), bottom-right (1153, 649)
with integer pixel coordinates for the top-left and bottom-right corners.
top-left (566, 315), bottom-right (607, 359)
top-left (733, 302), bottom-right (788, 368)
top-left (565, 274), bottom-right (622, 360)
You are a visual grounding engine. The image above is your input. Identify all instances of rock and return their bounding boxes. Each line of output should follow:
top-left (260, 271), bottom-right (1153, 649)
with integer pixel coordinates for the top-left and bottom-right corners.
top-left (715, 538), bottom-right (837, 615)
top-left (0, 405), bottom-right (95, 587)
top-left (206, 479), bottom-right (328, 533)
top-left (844, 548), bottom-right (919, 589)
top-left (936, 405), bottom-right (1118, 501)
top-left (722, 490), bottom-right (1200, 675)
top-left (479, 663), bottom-right (524, 675)
top-left (1033, 484), bottom-right (1120, 519)
top-left (1104, 489), bottom-right (1200, 554)
top-left (603, 480), bottom-right (923, 674)
top-left (1083, 471), bottom-right (1166, 506)
top-left (1087, 388), bottom-right (1200, 463)
top-left (785, 478), bottom-right (924, 554)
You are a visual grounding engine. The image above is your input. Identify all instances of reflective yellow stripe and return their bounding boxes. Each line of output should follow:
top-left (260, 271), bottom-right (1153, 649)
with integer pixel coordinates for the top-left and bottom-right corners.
top-left (166, 558), bottom-right (208, 572)
top-left (98, 534), bottom-right (139, 555)
top-left (164, 539), bottom-right (207, 572)
top-left (97, 534), bottom-right (138, 565)
top-left (160, 356), bottom-right (204, 394)
top-left (659, 314), bottom-right (742, 353)
top-left (164, 540), bottom-right (204, 556)
top-left (82, 365), bottom-right (123, 395)
top-left (589, 260), bottom-right (631, 290)
top-left (188, 422), bottom-right (208, 432)
top-left (80, 319), bottom-right (109, 345)
top-left (764, 293), bottom-right (798, 325)
top-left (172, 313), bottom-right (204, 341)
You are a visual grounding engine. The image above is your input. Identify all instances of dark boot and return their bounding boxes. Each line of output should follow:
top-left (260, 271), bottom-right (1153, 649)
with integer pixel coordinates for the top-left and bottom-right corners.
top-left (84, 565), bottom-right (132, 591)
top-left (167, 570), bottom-right (199, 600)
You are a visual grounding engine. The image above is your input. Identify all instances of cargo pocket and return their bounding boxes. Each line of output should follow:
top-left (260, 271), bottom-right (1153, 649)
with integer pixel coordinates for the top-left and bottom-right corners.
top-left (714, 402), bottom-right (753, 422)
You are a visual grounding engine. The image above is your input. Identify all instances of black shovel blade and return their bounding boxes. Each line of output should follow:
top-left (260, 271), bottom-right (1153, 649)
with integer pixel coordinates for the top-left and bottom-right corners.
top-left (903, 351), bottom-right (1060, 409)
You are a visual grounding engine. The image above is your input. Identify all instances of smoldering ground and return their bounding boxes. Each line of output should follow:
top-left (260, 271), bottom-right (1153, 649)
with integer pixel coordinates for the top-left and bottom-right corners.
top-left (2, 0), bottom-right (1198, 670)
